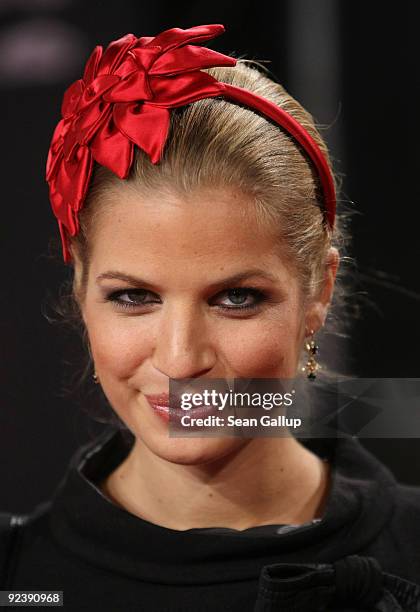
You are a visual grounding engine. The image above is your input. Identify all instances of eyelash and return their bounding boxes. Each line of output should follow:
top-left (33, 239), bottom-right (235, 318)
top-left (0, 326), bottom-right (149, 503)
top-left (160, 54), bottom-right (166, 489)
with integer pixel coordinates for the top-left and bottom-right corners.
top-left (105, 287), bottom-right (268, 313)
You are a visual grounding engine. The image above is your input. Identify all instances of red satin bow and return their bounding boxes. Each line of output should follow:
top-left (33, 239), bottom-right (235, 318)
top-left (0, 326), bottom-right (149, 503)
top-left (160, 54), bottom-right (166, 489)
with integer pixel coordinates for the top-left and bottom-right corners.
top-left (46, 24), bottom-right (336, 263)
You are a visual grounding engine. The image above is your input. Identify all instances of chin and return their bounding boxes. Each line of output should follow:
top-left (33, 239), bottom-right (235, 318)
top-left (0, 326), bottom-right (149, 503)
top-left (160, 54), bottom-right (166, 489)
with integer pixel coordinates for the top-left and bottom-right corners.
top-left (115, 397), bottom-right (250, 466)
top-left (142, 433), bottom-right (247, 467)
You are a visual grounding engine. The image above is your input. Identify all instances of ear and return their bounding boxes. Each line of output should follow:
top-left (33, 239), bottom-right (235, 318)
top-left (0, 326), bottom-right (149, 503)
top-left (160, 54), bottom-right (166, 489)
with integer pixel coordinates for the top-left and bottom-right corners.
top-left (305, 247), bottom-right (340, 334)
top-left (70, 246), bottom-right (87, 323)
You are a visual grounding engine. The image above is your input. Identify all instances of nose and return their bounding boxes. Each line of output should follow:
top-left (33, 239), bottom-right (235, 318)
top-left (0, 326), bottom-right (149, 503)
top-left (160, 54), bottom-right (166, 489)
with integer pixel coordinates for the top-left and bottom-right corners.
top-left (151, 301), bottom-right (216, 380)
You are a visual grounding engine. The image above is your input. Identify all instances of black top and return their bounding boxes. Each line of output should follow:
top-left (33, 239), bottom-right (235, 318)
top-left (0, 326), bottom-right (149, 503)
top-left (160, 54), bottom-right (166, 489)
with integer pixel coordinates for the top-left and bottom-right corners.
top-left (4, 427), bottom-right (420, 611)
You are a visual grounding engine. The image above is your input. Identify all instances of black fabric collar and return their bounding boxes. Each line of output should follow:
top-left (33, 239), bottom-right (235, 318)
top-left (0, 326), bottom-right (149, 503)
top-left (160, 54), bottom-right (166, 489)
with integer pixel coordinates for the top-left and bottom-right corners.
top-left (48, 427), bottom-right (397, 585)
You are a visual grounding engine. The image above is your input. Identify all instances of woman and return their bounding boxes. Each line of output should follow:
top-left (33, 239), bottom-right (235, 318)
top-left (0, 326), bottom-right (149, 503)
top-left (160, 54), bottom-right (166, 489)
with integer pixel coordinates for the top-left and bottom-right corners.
top-left (1, 24), bottom-right (420, 612)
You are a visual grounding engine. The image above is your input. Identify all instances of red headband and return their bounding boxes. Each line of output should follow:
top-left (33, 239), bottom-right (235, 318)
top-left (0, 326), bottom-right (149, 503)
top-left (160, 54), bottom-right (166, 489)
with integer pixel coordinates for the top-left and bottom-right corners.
top-left (46, 24), bottom-right (336, 263)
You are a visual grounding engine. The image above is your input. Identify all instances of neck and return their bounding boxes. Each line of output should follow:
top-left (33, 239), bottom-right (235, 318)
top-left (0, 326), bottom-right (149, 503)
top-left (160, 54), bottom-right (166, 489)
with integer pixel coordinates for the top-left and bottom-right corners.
top-left (100, 436), bottom-right (331, 531)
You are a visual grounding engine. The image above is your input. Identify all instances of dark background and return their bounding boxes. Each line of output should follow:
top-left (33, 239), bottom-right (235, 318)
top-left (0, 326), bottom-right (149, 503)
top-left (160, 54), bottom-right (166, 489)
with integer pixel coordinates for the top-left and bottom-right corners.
top-left (0, 0), bottom-right (419, 513)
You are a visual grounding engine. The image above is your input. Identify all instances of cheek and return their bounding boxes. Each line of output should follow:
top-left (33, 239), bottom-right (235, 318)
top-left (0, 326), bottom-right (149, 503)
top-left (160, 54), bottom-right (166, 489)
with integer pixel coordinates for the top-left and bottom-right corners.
top-left (218, 310), bottom-right (303, 378)
top-left (85, 311), bottom-right (153, 379)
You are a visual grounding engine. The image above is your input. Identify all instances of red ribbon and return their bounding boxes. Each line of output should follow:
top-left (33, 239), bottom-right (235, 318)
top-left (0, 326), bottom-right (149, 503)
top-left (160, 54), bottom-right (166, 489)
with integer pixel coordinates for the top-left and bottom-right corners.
top-left (46, 24), bottom-right (336, 263)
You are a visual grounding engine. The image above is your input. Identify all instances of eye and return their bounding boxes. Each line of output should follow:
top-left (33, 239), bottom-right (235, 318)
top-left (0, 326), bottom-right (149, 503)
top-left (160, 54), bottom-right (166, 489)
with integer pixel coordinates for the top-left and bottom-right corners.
top-left (106, 289), bottom-right (158, 308)
top-left (215, 288), bottom-right (267, 311)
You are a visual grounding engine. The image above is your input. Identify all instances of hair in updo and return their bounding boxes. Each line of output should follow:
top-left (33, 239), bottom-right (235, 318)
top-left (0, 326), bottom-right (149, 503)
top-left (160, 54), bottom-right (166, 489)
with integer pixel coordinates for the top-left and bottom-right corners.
top-left (56, 59), bottom-right (352, 408)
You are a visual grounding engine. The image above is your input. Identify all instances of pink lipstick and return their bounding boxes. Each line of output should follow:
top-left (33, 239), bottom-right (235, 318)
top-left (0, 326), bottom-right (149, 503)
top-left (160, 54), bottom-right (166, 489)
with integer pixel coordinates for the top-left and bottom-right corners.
top-left (144, 393), bottom-right (219, 424)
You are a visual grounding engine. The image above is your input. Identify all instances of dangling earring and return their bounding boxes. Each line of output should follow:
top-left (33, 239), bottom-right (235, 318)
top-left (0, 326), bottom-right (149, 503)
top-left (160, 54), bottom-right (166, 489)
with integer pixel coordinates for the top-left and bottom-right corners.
top-left (302, 330), bottom-right (320, 380)
top-left (92, 371), bottom-right (99, 384)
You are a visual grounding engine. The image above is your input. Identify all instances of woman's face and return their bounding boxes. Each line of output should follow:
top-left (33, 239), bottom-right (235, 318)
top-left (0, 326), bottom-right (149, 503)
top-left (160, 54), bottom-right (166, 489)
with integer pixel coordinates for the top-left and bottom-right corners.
top-left (75, 184), bottom-right (337, 465)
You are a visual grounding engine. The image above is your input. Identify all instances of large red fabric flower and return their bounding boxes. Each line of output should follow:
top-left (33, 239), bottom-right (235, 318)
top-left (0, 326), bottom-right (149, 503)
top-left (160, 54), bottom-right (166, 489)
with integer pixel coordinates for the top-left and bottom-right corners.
top-left (46, 23), bottom-right (336, 263)
top-left (46, 24), bottom-right (237, 261)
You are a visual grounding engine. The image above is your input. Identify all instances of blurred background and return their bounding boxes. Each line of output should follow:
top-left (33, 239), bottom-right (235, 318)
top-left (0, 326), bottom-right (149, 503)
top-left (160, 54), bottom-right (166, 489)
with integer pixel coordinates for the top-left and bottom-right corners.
top-left (0, 0), bottom-right (419, 513)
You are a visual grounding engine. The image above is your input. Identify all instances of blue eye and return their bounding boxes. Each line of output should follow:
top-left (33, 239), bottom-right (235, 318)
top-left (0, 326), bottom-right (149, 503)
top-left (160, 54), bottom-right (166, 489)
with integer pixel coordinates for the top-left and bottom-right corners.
top-left (108, 289), bottom-right (151, 306)
top-left (218, 288), bottom-right (266, 310)
top-left (106, 287), bottom-right (267, 312)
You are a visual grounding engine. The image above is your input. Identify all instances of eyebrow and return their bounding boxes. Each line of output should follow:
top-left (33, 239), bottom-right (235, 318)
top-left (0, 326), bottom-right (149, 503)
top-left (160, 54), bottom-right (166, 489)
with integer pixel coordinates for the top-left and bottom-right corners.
top-left (96, 268), bottom-right (279, 289)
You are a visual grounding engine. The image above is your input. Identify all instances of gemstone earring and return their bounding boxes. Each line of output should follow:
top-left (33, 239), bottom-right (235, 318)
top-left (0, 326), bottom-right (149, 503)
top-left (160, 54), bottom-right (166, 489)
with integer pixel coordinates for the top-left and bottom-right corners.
top-left (93, 371), bottom-right (99, 384)
top-left (302, 330), bottom-right (320, 380)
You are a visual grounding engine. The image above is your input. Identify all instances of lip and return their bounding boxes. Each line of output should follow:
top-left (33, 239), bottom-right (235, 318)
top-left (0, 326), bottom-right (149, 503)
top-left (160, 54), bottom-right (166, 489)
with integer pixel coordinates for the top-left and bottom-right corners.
top-left (144, 393), bottom-right (219, 424)
top-left (145, 393), bottom-right (181, 409)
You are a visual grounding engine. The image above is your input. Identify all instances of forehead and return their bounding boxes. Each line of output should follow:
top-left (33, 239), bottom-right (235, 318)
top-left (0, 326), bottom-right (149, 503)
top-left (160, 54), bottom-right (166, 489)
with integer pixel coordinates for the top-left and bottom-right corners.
top-left (89, 184), bottom-right (294, 282)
